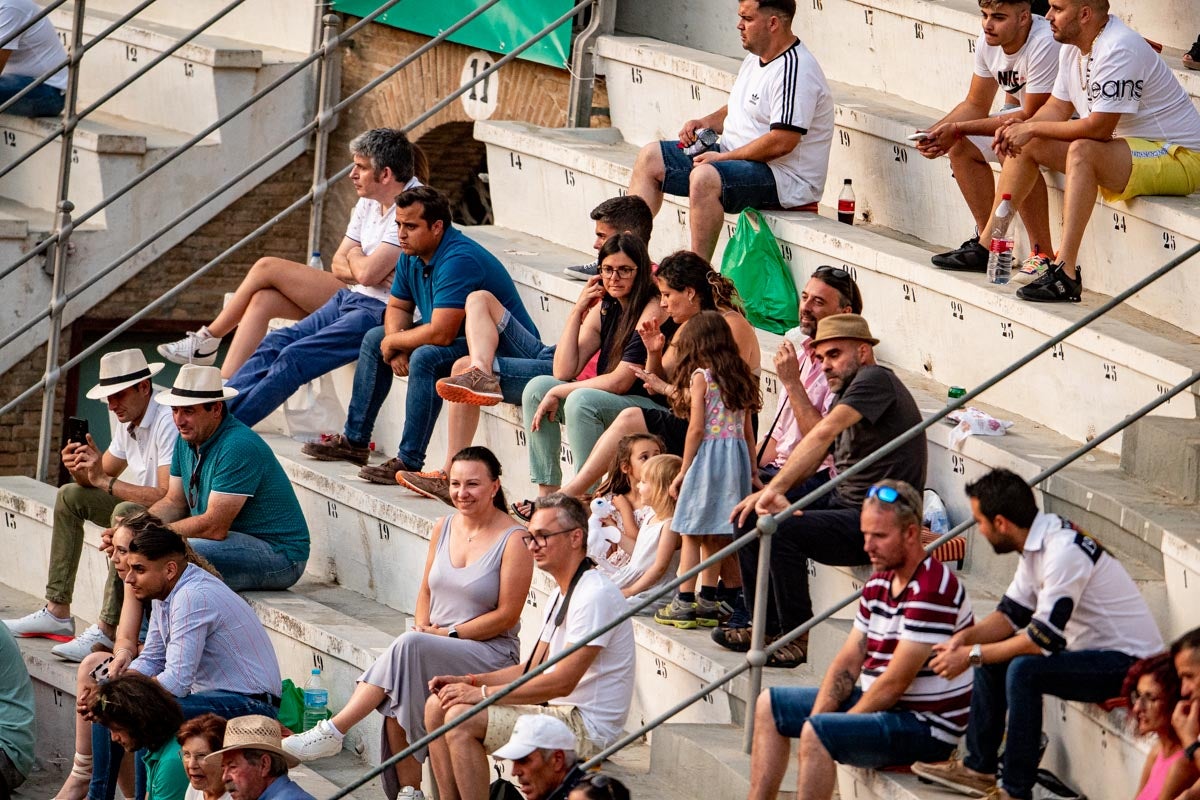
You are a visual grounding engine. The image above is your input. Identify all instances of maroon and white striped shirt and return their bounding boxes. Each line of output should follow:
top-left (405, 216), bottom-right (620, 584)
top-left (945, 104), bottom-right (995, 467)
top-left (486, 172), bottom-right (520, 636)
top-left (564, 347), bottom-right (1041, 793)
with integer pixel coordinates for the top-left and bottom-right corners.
top-left (853, 557), bottom-right (974, 743)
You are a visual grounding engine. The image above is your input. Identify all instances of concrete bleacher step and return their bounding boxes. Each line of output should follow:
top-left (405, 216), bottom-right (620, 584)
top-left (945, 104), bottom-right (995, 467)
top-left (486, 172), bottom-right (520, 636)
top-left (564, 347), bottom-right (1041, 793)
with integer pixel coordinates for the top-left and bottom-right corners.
top-left (614, 0), bottom-right (1200, 112)
top-left (593, 33), bottom-right (1200, 338)
top-left (83, 0), bottom-right (314, 55)
top-left (0, 2), bottom-right (312, 381)
top-left (1121, 417), bottom-right (1200, 504)
top-left (50, 4), bottom-right (303, 140)
top-left (474, 120), bottom-right (1200, 455)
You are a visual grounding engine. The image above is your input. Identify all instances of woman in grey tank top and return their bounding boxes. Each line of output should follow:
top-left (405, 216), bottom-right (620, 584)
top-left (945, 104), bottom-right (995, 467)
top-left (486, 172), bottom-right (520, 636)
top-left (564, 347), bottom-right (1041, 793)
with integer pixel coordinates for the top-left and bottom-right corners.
top-left (281, 448), bottom-right (533, 799)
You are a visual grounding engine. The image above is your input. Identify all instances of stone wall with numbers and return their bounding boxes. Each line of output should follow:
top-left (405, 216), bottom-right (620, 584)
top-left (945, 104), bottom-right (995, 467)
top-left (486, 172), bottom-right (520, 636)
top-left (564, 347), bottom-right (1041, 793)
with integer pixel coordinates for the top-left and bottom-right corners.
top-left (316, 20), bottom-right (609, 257)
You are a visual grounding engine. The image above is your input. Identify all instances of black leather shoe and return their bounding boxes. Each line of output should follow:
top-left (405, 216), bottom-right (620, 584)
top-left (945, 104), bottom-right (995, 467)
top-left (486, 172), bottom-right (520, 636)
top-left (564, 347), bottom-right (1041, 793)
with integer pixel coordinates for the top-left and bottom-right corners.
top-left (932, 237), bottom-right (988, 272)
top-left (1016, 263), bottom-right (1082, 302)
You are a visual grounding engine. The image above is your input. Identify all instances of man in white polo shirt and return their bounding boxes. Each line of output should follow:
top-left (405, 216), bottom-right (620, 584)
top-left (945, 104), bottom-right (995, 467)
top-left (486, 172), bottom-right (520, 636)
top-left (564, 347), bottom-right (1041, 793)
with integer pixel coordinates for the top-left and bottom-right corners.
top-left (628, 0), bottom-right (833, 261)
top-left (922, 0), bottom-right (1061, 276)
top-left (3, 350), bottom-right (176, 661)
top-left (978, 0), bottom-right (1200, 303)
top-left (913, 468), bottom-right (1163, 800)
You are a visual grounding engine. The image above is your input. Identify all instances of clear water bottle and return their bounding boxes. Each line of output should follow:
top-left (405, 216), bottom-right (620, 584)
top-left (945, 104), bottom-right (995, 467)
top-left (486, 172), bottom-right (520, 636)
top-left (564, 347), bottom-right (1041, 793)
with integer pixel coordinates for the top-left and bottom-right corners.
top-left (838, 179), bottom-right (855, 225)
top-left (923, 489), bottom-right (950, 535)
top-left (986, 194), bottom-right (1015, 284)
top-left (308, 251), bottom-right (323, 270)
top-left (301, 668), bottom-right (329, 731)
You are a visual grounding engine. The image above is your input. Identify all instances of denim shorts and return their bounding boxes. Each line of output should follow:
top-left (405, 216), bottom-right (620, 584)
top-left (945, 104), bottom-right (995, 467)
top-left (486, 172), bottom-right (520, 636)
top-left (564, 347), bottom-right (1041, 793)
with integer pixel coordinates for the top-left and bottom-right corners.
top-left (659, 140), bottom-right (781, 212)
top-left (769, 687), bottom-right (955, 768)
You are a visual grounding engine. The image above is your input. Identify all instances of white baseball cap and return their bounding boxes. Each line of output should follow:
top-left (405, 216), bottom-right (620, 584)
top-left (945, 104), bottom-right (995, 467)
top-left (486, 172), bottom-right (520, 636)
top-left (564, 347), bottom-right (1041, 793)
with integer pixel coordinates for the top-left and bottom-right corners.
top-left (492, 715), bottom-right (577, 760)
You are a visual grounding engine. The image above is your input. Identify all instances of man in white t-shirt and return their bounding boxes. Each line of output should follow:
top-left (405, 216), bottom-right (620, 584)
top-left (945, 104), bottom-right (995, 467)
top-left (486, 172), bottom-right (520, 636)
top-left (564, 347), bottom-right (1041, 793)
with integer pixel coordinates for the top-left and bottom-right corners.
top-left (215, 129), bottom-right (424, 426)
top-left (628, 0), bottom-right (833, 261)
top-left (0, 0), bottom-right (66, 116)
top-left (3, 350), bottom-right (176, 661)
top-left (978, 0), bottom-right (1200, 303)
top-left (923, 0), bottom-right (1061, 276)
top-left (912, 468), bottom-right (1164, 800)
top-left (158, 128), bottom-right (418, 378)
top-left (425, 494), bottom-right (636, 800)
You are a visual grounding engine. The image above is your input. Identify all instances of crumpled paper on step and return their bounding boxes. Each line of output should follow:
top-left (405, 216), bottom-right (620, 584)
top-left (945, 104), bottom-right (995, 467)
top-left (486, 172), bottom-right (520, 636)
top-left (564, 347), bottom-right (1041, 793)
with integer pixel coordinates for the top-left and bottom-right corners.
top-left (947, 407), bottom-right (1013, 450)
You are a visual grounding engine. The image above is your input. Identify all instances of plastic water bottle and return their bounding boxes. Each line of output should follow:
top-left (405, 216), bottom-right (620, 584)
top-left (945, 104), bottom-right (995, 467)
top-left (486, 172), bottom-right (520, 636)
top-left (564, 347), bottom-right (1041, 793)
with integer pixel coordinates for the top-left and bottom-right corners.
top-left (923, 489), bottom-right (951, 535)
top-left (986, 194), bottom-right (1015, 284)
top-left (301, 668), bottom-right (328, 731)
top-left (308, 251), bottom-right (323, 270)
top-left (837, 179), bottom-right (855, 225)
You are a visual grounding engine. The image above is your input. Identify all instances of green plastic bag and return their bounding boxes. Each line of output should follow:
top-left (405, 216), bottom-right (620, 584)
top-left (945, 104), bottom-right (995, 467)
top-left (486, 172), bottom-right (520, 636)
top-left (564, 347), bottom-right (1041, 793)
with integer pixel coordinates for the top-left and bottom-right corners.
top-left (277, 679), bottom-right (306, 733)
top-left (721, 209), bottom-right (800, 335)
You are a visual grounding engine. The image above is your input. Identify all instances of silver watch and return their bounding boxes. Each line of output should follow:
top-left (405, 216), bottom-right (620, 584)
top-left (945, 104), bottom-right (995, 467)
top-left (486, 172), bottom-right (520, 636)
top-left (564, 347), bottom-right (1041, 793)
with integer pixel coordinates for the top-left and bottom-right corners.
top-left (969, 643), bottom-right (983, 668)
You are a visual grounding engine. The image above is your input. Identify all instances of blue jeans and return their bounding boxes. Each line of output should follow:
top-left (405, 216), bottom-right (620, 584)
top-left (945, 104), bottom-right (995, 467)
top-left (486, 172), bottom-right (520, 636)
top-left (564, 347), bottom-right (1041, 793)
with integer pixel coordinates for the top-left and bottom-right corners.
top-left (0, 74), bottom-right (64, 117)
top-left (768, 687), bottom-right (955, 767)
top-left (188, 530), bottom-right (305, 592)
top-left (964, 650), bottom-right (1136, 800)
top-left (89, 691), bottom-right (277, 800)
top-left (343, 325), bottom-right (470, 471)
top-left (659, 140), bottom-right (781, 212)
top-left (226, 289), bottom-right (386, 427)
top-left (491, 310), bottom-right (555, 404)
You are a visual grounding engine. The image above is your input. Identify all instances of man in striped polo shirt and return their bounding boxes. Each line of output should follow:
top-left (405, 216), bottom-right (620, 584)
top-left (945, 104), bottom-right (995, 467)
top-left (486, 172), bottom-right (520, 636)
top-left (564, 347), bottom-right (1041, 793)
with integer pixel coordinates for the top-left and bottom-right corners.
top-left (747, 480), bottom-right (974, 800)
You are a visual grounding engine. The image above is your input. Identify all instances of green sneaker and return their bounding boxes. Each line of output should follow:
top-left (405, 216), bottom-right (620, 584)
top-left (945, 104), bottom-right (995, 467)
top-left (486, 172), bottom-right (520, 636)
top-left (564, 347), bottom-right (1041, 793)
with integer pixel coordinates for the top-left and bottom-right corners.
top-left (654, 596), bottom-right (698, 629)
top-left (694, 597), bottom-right (723, 628)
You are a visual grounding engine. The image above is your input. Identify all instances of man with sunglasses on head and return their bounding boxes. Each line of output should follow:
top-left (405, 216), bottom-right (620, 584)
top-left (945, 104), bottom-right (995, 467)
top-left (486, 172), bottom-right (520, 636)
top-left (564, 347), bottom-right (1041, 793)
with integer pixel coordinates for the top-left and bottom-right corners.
top-left (148, 365), bottom-right (308, 592)
top-left (748, 480), bottom-right (974, 800)
top-left (726, 313), bottom-right (926, 668)
top-left (424, 494), bottom-right (635, 800)
top-left (912, 468), bottom-right (1162, 800)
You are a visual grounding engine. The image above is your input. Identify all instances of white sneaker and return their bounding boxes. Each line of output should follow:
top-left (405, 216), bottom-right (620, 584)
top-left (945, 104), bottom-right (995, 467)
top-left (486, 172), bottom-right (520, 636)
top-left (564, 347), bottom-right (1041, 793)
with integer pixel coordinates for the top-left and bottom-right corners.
top-left (157, 329), bottom-right (221, 366)
top-left (3, 607), bottom-right (74, 637)
top-left (282, 719), bottom-right (343, 761)
top-left (397, 788), bottom-right (426, 800)
top-left (51, 624), bottom-right (114, 662)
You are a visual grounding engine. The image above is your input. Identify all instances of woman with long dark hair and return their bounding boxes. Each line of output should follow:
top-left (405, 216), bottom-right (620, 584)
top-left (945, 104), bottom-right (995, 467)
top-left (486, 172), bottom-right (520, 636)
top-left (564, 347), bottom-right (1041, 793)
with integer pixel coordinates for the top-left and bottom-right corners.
top-left (283, 447), bottom-right (533, 800)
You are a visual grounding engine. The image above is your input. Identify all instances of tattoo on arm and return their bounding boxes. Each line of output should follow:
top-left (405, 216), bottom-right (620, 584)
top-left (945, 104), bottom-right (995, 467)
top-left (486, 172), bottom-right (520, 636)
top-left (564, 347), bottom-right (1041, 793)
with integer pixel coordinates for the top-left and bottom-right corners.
top-left (830, 669), bottom-right (855, 705)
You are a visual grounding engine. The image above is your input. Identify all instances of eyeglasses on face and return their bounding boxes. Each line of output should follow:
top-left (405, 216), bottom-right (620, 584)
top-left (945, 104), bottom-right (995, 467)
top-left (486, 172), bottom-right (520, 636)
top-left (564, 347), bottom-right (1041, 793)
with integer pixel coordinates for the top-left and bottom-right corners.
top-left (521, 527), bottom-right (577, 548)
top-left (600, 265), bottom-right (637, 278)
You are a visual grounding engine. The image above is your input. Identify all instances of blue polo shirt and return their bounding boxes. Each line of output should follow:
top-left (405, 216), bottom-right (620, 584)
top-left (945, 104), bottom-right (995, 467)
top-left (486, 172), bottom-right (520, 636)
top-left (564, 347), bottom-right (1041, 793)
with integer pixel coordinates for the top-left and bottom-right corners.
top-left (390, 224), bottom-right (538, 339)
top-left (169, 413), bottom-right (309, 562)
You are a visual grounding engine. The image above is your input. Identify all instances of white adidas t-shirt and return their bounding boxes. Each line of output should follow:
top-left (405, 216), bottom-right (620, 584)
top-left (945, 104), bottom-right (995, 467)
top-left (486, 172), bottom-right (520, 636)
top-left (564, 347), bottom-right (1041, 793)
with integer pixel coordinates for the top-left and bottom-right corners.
top-left (343, 175), bottom-right (420, 302)
top-left (0, 0), bottom-right (67, 91)
top-left (1051, 15), bottom-right (1200, 149)
top-left (721, 39), bottom-right (834, 208)
top-left (972, 15), bottom-right (1060, 104)
top-left (540, 569), bottom-right (636, 749)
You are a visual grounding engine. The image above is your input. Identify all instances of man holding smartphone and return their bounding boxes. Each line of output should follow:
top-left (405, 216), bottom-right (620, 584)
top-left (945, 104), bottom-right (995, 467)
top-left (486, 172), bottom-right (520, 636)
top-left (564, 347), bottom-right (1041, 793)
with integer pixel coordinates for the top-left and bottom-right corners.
top-left (3, 350), bottom-right (176, 662)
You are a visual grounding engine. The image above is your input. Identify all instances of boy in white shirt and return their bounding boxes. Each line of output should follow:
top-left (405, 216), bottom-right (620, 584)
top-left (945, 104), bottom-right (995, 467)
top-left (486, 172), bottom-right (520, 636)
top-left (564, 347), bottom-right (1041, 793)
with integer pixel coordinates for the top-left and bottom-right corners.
top-left (922, 0), bottom-right (1061, 276)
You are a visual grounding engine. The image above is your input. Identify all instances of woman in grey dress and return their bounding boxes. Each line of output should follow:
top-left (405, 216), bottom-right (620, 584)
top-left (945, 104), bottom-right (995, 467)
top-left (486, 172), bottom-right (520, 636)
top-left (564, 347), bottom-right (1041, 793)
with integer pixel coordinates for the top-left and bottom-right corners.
top-left (282, 447), bottom-right (533, 798)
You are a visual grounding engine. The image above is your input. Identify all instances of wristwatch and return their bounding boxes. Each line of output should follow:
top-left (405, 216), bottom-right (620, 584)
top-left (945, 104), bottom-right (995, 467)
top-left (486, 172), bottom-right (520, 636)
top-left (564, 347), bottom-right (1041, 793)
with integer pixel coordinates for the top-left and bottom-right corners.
top-left (1186, 738), bottom-right (1200, 763)
top-left (969, 644), bottom-right (983, 668)
top-left (447, 626), bottom-right (459, 639)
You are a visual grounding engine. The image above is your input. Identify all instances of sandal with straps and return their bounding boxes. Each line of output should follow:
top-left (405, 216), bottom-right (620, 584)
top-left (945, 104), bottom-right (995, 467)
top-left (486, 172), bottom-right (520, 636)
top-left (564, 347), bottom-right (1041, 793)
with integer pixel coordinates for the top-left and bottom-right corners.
top-left (766, 632), bottom-right (809, 669)
top-left (510, 499), bottom-right (535, 522)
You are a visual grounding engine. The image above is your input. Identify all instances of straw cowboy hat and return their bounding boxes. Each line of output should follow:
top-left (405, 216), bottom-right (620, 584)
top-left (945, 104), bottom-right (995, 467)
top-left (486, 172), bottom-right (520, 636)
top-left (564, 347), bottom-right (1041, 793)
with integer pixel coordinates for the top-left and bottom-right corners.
top-left (85, 349), bottom-right (165, 400)
top-left (810, 313), bottom-right (880, 346)
top-left (154, 364), bottom-right (239, 407)
top-left (205, 715), bottom-right (299, 768)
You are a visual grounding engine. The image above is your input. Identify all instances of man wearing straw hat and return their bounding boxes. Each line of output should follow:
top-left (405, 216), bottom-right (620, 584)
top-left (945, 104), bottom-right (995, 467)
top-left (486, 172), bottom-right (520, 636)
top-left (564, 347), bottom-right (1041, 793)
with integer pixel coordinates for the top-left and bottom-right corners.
top-left (208, 715), bottom-right (315, 800)
top-left (3, 349), bottom-right (176, 662)
top-left (149, 365), bottom-right (308, 591)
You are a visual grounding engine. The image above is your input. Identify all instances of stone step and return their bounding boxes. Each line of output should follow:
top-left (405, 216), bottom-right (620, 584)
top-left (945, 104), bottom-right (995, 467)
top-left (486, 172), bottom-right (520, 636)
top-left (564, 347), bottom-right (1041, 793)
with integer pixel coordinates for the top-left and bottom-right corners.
top-left (593, 34), bottom-right (1200, 337)
top-left (50, 4), bottom-right (285, 140)
top-left (1121, 417), bottom-right (1200, 504)
top-left (79, 0), bottom-right (314, 56)
top-left (612, 0), bottom-right (1200, 112)
top-left (473, 120), bottom-right (1200, 455)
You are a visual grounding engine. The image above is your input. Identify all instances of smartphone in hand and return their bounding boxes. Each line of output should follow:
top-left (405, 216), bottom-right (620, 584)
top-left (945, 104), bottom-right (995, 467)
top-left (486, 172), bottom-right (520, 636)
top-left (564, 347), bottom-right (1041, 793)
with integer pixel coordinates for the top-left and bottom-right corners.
top-left (66, 416), bottom-right (89, 446)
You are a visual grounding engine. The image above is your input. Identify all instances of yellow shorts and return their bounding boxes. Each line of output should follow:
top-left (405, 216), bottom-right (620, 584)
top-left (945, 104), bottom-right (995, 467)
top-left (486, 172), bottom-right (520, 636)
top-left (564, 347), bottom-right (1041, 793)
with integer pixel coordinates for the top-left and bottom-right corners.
top-left (1101, 138), bottom-right (1200, 202)
top-left (483, 703), bottom-right (601, 759)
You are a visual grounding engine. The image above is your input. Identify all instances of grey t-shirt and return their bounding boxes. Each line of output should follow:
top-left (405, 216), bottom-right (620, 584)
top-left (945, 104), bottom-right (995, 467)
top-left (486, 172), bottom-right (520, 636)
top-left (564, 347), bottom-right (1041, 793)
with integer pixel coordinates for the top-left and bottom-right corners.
top-left (830, 364), bottom-right (926, 507)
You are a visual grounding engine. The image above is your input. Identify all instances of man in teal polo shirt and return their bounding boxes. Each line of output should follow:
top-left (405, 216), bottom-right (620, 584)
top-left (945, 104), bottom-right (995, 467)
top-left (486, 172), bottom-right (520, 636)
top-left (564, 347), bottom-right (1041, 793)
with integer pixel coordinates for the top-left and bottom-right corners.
top-left (149, 365), bottom-right (309, 590)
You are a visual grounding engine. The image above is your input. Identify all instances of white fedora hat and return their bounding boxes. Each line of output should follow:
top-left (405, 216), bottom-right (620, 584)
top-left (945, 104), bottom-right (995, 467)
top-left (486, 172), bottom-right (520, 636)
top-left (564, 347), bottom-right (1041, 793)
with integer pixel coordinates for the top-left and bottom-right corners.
top-left (86, 349), bottom-right (165, 400)
top-left (154, 364), bottom-right (238, 407)
top-left (204, 715), bottom-right (300, 768)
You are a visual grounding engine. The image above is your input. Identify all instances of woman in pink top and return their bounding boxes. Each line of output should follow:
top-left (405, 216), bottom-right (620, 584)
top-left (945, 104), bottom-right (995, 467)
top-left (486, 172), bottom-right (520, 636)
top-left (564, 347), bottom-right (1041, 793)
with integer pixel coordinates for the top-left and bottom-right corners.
top-left (1125, 654), bottom-right (1198, 799)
